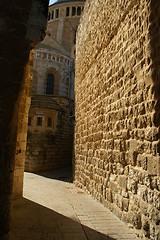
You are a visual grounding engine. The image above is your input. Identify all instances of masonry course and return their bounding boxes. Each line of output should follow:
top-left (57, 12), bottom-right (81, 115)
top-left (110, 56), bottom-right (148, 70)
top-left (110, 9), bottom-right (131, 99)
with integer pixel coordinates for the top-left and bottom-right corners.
top-left (74, 0), bottom-right (160, 239)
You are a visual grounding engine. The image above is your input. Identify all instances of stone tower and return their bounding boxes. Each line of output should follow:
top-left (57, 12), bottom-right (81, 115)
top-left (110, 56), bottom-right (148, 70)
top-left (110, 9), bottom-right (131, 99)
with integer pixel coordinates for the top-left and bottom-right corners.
top-left (25, 0), bottom-right (84, 172)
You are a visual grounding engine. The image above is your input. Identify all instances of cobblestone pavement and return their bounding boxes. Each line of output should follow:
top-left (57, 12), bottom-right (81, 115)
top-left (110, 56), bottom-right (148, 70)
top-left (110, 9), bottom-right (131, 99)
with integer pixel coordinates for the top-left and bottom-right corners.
top-left (9, 168), bottom-right (139, 240)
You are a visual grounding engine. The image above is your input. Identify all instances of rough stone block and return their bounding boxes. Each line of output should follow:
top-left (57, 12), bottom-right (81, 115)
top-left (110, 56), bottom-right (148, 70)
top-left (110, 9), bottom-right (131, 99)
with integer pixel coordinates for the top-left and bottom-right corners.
top-left (128, 151), bottom-right (138, 166)
top-left (145, 127), bottom-right (159, 141)
top-left (131, 212), bottom-right (142, 230)
top-left (147, 156), bottom-right (158, 176)
top-left (122, 198), bottom-right (129, 212)
top-left (137, 154), bottom-right (147, 170)
top-left (110, 181), bottom-right (119, 193)
top-left (137, 185), bottom-right (148, 202)
top-left (148, 205), bottom-right (160, 225)
top-left (74, 0), bottom-right (160, 237)
top-left (129, 139), bottom-right (137, 152)
top-left (141, 215), bottom-right (150, 238)
top-left (139, 200), bottom-right (148, 216)
top-left (118, 175), bottom-right (128, 190)
top-left (127, 178), bottom-right (138, 194)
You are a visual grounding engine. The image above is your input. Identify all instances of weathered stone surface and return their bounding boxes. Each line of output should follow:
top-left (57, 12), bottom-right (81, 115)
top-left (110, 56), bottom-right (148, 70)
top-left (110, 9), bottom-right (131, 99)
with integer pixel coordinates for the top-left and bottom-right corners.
top-left (24, 0), bottom-right (84, 172)
top-left (25, 97), bottom-right (74, 172)
top-left (0, 0), bottom-right (49, 236)
top-left (74, 0), bottom-right (160, 239)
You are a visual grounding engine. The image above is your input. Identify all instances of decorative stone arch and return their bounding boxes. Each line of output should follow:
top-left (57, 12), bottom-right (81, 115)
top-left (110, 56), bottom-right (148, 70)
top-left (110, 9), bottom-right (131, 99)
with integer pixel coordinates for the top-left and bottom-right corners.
top-left (45, 68), bottom-right (59, 96)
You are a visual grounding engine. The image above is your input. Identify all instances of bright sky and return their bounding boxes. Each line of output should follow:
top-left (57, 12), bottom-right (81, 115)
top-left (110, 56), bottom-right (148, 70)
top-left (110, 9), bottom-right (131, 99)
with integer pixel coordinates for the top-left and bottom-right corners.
top-left (49, 0), bottom-right (56, 5)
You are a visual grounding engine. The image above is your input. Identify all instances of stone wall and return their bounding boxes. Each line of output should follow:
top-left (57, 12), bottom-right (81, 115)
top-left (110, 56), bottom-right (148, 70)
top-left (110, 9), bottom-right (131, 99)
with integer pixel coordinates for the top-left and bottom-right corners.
top-left (74, 0), bottom-right (160, 239)
top-left (25, 97), bottom-right (74, 172)
top-left (0, 0), bottom-right (48, 237)
top-left (12, 50), bottom-right (34, 199)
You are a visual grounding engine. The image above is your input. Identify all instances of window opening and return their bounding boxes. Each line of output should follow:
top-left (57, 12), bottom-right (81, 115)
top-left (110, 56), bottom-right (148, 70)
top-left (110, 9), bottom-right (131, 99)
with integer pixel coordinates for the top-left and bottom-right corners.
top-left (66, 7), bottom-right (70, 16)
top-left (46, 74), bottom-right (54, 95)
top-left (51, 11), bottom-right (54, 19)
top-left (37, 117), bottom-right (42, 126)
top-left (77, 7), bottom-right (81, 16)
top-left (72, 7), bottom-right (76, 16)
top-left (56, 9), bottom-right (59, 18)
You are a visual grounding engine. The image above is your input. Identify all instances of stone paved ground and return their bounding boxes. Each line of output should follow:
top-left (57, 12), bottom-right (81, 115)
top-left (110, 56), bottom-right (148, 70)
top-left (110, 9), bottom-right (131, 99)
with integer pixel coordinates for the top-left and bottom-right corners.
top-left (9, 168), bottom-right (139, 240)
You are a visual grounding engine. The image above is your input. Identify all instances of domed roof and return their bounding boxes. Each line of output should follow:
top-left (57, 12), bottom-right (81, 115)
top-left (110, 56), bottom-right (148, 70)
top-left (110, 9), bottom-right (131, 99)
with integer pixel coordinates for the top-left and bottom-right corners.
top-left (36, 35), bottom-right (69, 57)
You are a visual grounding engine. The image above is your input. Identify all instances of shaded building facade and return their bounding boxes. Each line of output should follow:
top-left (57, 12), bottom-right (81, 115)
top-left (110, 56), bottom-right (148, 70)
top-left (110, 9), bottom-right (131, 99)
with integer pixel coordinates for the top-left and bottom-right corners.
top-left (25, 0), bottom-right (84, 172)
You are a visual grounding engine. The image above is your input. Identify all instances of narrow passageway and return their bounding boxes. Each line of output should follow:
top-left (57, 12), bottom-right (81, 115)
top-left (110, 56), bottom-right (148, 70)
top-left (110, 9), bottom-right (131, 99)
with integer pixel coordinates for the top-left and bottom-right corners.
top-left (9, 168), bottom-right (138, 240)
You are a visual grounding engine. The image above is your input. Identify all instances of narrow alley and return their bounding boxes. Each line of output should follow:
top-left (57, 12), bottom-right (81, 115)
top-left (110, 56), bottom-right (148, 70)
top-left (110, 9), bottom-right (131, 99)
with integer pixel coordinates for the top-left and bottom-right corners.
top-left (9, 168), bottom-right (139, 240)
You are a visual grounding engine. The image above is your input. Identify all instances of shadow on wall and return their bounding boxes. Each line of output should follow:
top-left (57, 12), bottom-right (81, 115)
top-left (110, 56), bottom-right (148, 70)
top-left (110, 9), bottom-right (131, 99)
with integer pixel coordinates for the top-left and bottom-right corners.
top-left (9, 197), bottom-right (115, 240)
top-left (151, 1), bottom-right (160, 138)
top-left (35, 166), bottom-right (73, 183)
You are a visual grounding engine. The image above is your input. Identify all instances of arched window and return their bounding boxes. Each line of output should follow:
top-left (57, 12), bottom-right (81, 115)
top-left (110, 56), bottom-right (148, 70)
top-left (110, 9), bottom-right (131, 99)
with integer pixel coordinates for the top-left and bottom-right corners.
top-left (46, 74), bottom-right (54, 95)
